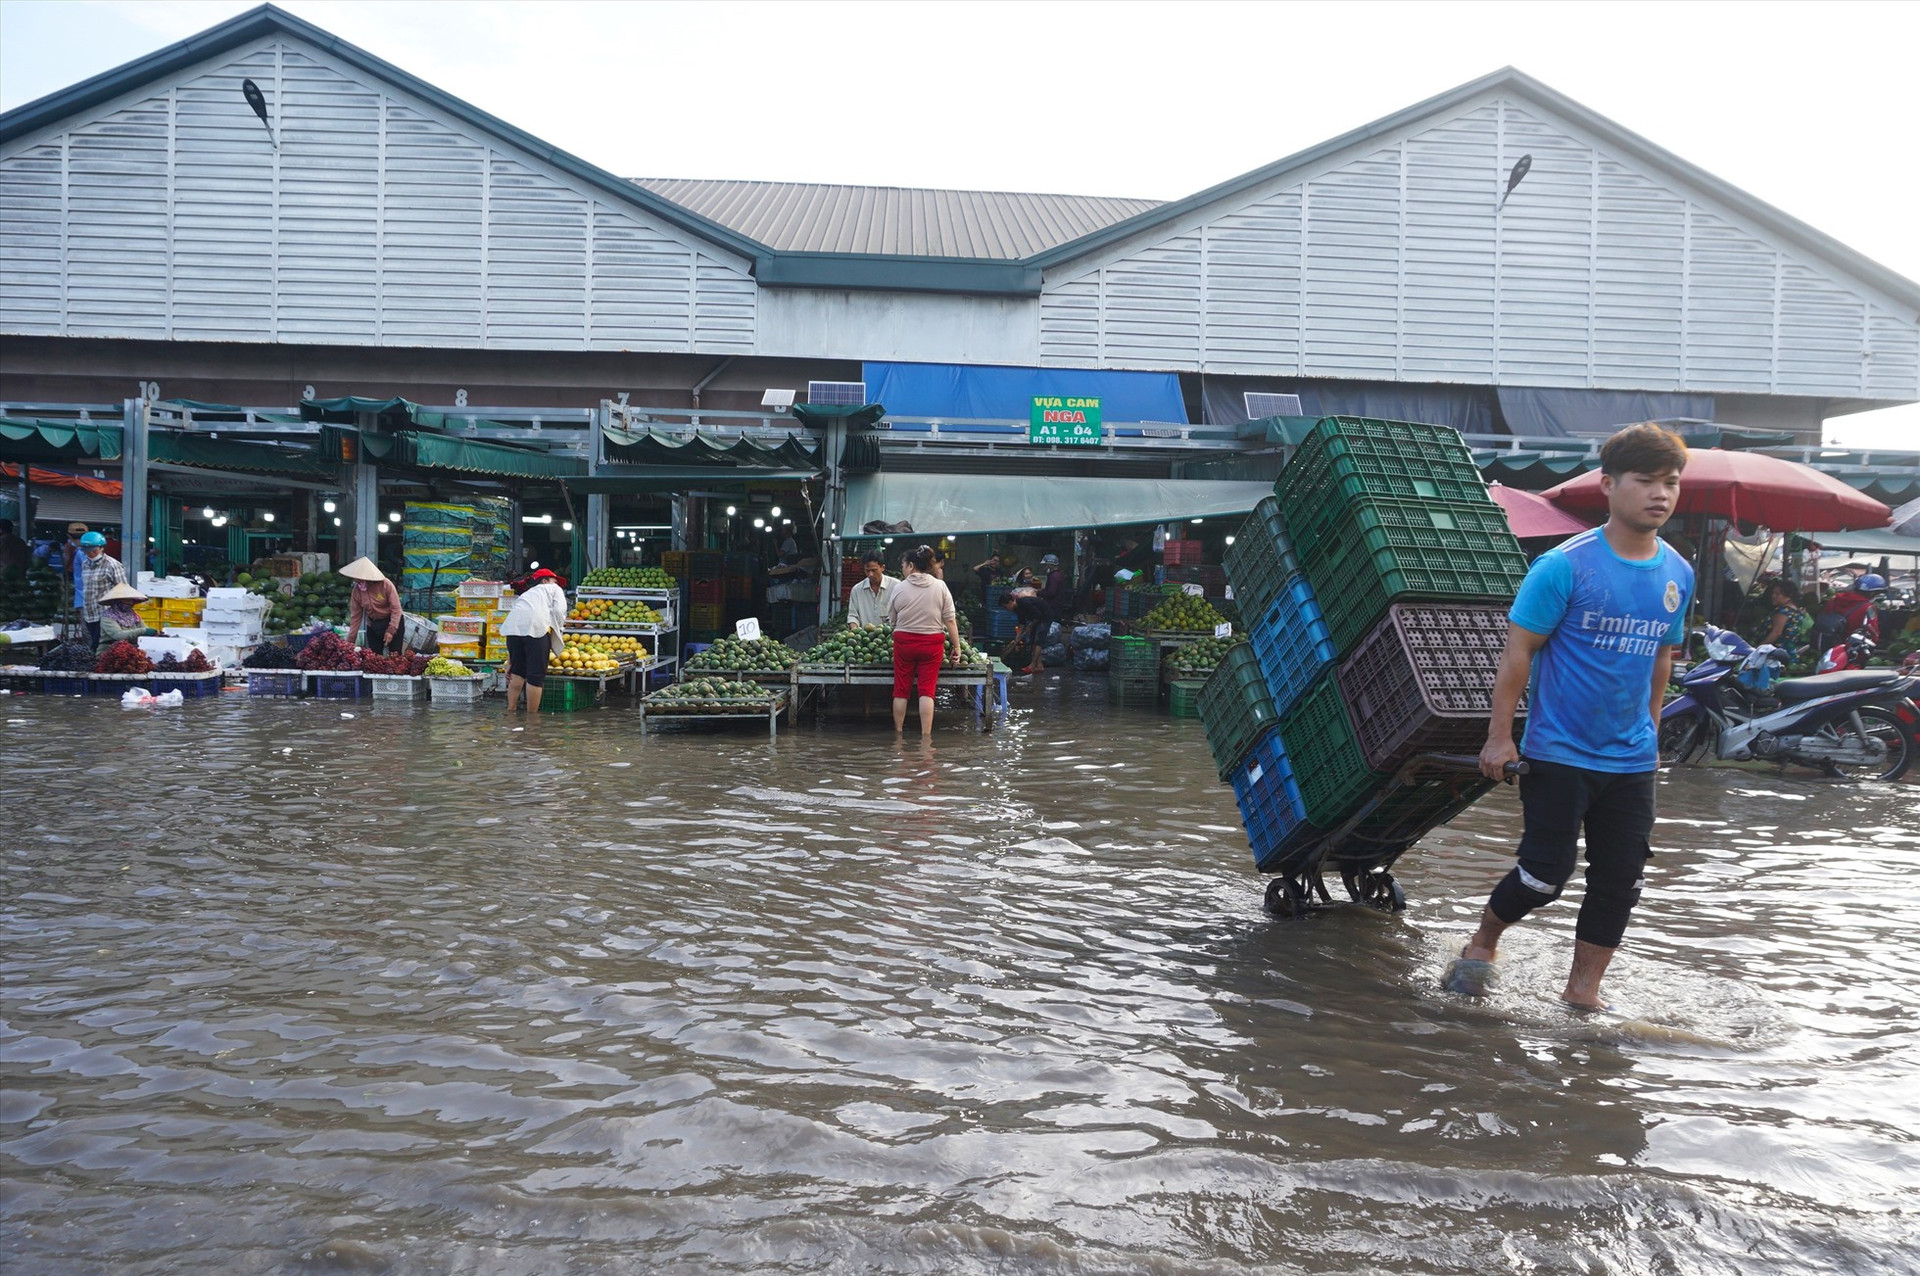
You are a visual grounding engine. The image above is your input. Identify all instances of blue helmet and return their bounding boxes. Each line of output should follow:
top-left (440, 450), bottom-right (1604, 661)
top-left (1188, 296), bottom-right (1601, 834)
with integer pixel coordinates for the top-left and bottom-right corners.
top-left (78, 531), bottom-right (107, 547)
top-left (1857, 573), bottom-right (1887, 592)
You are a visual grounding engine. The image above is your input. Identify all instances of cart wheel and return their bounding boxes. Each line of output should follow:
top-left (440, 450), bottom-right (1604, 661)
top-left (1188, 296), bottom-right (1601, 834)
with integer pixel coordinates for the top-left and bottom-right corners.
top-left (1344, 868), bottom-right (1407, 913)
top-left (1264, 875), bottom-right (1309, 918)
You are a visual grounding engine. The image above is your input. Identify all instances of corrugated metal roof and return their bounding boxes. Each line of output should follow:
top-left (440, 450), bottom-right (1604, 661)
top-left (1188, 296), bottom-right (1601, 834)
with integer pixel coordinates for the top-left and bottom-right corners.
top-left (632, 179), bottom-right (1162, 260)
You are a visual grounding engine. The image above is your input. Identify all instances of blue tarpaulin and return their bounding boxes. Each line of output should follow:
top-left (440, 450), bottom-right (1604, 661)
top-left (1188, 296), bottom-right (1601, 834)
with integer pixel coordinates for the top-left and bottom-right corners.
top-left (863, 362), bottom-right (1188, 424)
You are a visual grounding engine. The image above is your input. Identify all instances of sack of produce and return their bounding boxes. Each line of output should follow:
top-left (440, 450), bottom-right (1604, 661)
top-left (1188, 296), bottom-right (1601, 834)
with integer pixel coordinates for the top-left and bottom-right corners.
top-left (1071, 647), bottom-right (1110, 672)
top-left (1070, 623), bottom-right (1111, 652)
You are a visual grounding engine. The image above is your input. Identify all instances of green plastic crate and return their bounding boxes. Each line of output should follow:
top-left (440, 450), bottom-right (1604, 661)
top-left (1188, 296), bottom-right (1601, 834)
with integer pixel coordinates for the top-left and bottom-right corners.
top-left (1220, 496), bottom-right (1301, 622)
top-left (539, 677), bottom-right (597, 712)
top-left (1277, 674), bottom-right (1381, 827)
top-left (1197, 641), bottom-right (1280, 781)
top-left (1278, 416), bottom-right (1492, 553)
top-left (1168, 679), bottom-right (1204, 718)
top-left (1296, 496), bottom-right (1529, 655)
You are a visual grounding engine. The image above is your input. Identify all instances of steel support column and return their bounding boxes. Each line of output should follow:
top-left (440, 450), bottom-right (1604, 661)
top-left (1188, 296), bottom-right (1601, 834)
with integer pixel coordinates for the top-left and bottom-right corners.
top-left (119, 398), bottom-right (149, 574)
top-left (817, 417), bottom-right (846, 627)
top-left (585, 401), bottom-right (610, 570)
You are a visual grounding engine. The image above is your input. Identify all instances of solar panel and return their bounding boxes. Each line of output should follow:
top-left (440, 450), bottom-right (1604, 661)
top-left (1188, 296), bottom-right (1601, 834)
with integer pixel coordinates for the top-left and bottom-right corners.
top-left (1245, 392), bottom-right (1303, 419)
top-left (807, 381), bottom-right (868, 406)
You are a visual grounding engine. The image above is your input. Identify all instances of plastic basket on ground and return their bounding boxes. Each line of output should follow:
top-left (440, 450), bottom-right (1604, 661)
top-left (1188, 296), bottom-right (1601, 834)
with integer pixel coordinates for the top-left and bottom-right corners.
top-left (1277, 673), bottom-right (1381, 827)
top-left (1220, 497), bottom-right (1301, 622)
top-left (1249, 576), bottom-right (1337, 719)
top-left (1197, 641), bottom-right (1280, 782)
top-left (1294, 495), bottom-right (1528, 656)
top-left (427, 674), bottom-right (486, 704)
top-left (309, 672), bottom-right (366, 699)
top-left (1338, 603), bottom-right (1524, 772)
top-left (247, 669), bottom-right (304, 697)
top-left (366, 673), bottom-right (428, 700)
top-left (1229, 731), bottom-right (1318, 874)
top-left (1168, 679), bottom-right (1204, 718)
top-left (1108, 636), bottom-right (1159, 675)
top-left (149, 671), bottom-right (223, 698)
top-left (538, 677), bottom-right (595, 712)
top-left (1276, 416), bottom-right (1493, 552)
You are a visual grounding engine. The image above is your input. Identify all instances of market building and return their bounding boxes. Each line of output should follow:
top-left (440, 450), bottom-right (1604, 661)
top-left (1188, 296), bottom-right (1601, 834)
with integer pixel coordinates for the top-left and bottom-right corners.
top-left (3, 3), bottom-right (1917, 640)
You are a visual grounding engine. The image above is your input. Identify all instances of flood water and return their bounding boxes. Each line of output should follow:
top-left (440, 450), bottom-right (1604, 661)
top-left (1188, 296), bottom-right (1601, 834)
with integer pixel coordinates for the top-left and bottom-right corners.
top-left (4, 678), bottom-right (1917, 1275)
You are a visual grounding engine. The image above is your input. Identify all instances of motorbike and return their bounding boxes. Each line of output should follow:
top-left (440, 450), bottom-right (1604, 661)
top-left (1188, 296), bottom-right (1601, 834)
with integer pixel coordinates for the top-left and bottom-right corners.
top-left (1659, 625), bottom-right (1914, 781)
top-left (1816, 629), bottom-right (1876, 673)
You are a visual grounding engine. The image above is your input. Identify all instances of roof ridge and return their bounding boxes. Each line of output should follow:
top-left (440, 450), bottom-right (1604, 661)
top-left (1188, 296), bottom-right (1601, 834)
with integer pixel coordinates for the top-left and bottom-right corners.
top-left (632, 176), bottom-right (1164, 206)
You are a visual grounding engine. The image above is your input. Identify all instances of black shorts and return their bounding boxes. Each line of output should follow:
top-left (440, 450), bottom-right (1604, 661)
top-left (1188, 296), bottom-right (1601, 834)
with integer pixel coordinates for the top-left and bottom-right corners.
top-left (505, 634), bottom-right (550, 688)
top-left (1512, 759), bottom-right (1656, 948)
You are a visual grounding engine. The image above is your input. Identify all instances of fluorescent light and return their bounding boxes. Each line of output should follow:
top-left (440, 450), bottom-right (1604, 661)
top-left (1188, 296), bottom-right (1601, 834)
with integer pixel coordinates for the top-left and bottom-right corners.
top-left (201, 506), bottom-right (214, 519)
top-left (262, 511), bottom-right (275, 523)
top-left (753, 518), bottom-right (765, 528)
top-left (377, 522), bottom-right (389, 534)
top-left (388, 511), bottom-right (402, 524)
top-left (529, 561), bottom-right (539, 570)
top-left (322, 499), bottom-right (336, 514)
top-left (725, 505), bottom-right (737, 516)
top-left (770, 506), bottom-right (781, 517)
top-left (562, 521), bottom-right (573, 531)
top-left (332, 517), bottom-right (341, 527)
top-left (1190, 518), bottom-right (1202, 524)
top-left (1224, 535), bottom-right (1236, 545)
top-left (883, 537), bottom-right (893, 544)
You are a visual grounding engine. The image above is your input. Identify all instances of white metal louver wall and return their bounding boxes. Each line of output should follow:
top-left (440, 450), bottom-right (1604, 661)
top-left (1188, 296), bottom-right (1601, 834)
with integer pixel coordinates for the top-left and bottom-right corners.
top-left (0, 37), bottom-right (757, 355)
top-left (1038, 95), bottom-right (1920, 401)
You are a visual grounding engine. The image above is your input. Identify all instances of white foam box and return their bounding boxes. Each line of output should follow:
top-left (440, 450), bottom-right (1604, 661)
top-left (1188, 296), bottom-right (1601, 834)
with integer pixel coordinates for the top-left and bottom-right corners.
top-left (140, 635), bottom-right (210, 661)
top-left (137, 573), bottom-right (201, 599)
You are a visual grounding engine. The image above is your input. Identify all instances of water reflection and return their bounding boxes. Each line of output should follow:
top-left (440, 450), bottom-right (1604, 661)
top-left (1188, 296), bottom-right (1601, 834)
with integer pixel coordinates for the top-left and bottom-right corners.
top-left (2, 682), bottom-right (1916, 1274)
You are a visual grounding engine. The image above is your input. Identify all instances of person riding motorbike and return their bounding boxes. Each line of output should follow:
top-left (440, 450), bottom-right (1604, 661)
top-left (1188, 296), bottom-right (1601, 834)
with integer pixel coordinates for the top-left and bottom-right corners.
top-left (1816, 573), bottom-right (1884, 645)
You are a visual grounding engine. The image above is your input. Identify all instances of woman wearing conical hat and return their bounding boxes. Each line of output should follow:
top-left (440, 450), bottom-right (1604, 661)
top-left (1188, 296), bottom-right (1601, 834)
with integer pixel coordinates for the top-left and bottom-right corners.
top-left (95, 582), bottom-right (156, 655)
top-left (340, 556), bottom-right (403, 656)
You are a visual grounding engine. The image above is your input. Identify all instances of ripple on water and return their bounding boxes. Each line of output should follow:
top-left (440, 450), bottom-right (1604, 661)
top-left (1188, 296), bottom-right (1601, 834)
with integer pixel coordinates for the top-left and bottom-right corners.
top-left (2, 689), bottom-right (1918, 1274)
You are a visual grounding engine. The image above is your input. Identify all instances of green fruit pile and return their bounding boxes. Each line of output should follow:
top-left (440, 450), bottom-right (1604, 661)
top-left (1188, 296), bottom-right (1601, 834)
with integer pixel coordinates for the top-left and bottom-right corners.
top-left (1166, 632), bottom-right (1244, 675)
top-left (0, 564), bottom-right (63, 623)
top-left (656, 678), bottom-right (770, 702)
top-left (250, 570), bottom-right (354, 633)
top-left (1140, 593), bottom-right (1227, 632)
top-left (423, 656), bottom-right (471, 676)
top-left (808, 625), bottom-right (896, 666)
top-left (686, 636), bottom-right (798, 672)
top-left (582, 566), bottom-right (677, 589)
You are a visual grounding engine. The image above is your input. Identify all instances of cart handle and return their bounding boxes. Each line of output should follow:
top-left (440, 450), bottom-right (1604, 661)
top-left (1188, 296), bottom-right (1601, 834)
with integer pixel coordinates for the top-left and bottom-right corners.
top-left (1409, 753), bottom-right (1529, 781)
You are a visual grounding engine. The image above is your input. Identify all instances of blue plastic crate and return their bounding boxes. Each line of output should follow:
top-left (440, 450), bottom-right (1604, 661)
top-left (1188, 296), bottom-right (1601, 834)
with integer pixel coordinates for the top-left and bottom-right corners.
top-left (43, 674), bottom-right (90, 696)
top-left (248, 670), bottom-right (304, 697)
top-left (1229, 731), bottom-right (1318, 874)
top-left (1249, 575), bottom-right (1337, 719)
top-left (309, 673), bottom-right (366, 700)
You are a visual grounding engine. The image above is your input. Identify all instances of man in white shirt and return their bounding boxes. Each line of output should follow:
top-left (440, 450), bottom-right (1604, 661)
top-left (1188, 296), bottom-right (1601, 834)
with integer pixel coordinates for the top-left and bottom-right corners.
top-left (846, 550), bottom-right (897, 627)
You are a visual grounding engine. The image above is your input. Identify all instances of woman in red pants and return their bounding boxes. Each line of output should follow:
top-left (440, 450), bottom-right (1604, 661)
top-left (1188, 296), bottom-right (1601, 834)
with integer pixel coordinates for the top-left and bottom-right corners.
top-left (885, 544), bottom-right (962, 736)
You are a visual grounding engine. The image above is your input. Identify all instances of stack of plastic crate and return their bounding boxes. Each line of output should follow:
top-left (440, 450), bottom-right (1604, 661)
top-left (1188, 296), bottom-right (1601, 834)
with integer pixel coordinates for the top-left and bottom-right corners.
top-left (1107, 636), bottom-right (1159, 707)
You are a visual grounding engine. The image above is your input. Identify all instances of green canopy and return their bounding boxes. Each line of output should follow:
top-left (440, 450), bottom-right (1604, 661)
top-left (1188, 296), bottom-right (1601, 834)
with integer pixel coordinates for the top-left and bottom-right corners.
top-left (1234, 415), bottom-right (1323, 445)
top-left (149, 431), bottom-right (340, 479)
top-left (1475, 450), bottom-right (1594, 488)
top-left (0, 417), bottom-right (122, 462)
top-left (791, 403), bottom-right (886, 430)
top-left (566, 467), bottom-right (820, 494)
top-left (1808, 527), bottom-right (1920, 555)
top-left (300, 396), bottom-right (452, 429)
top-left (603, 425), bottom-right (819, 473)
top-left (842, 473), bottom-right (1275, 537)
top-left (361, 431), bottom-right (585, 480)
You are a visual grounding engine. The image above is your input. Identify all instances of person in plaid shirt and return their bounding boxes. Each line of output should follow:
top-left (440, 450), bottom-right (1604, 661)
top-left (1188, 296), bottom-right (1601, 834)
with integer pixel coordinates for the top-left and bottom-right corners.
top-left (76, 531), bottom-right (128, 650)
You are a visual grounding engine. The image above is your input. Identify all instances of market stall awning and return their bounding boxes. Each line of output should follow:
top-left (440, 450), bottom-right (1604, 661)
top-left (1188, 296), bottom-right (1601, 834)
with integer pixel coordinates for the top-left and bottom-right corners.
top-left (1474, 450), bottom-right (1594, 488)
top-left (0, 417), bottom-right (122, 462)
top-left (565, 466), bottom-right (821, 495)
top-left (361, 430), bottom-right (586, 480)
top-left (841, 473), bottom-right (1276, 537)
top-left (603, 425), bottom-right (819, 472)
top-left (1804, 527), bottom-right (1920, 556)
top-left (148, 431), bottom-right (341, 479)
top-left (299, 396), bottom-right (447, 429)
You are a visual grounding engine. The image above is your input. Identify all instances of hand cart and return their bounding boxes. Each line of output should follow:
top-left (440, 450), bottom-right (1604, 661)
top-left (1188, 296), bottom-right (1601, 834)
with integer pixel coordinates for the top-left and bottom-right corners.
top-left (1262, 754), bottom-right (1527, 918)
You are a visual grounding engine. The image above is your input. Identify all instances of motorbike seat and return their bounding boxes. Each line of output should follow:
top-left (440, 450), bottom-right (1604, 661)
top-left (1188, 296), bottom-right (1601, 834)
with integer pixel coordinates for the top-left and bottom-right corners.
top-left (1771, 669), bottom-right (1901, 701)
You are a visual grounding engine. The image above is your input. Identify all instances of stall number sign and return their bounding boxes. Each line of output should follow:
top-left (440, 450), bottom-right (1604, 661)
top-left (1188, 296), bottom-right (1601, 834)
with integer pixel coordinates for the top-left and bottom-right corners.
top-left (735, 617), bottom-right (762, 641)
top-left (1214, 622), bottom-right (1233, 639)
top-left (1029, 396), bottom-right (1102, 445)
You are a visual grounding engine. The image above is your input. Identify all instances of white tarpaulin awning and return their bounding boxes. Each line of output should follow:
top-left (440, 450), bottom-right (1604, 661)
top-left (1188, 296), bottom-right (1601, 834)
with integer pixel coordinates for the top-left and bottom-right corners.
top-left (841, 473), bottom-right (1276, 537)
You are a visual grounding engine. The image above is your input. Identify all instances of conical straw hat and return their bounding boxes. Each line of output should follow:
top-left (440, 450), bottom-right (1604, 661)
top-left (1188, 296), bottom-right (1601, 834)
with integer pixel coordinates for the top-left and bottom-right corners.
top-left (339, 556), bottom-right (385, 581)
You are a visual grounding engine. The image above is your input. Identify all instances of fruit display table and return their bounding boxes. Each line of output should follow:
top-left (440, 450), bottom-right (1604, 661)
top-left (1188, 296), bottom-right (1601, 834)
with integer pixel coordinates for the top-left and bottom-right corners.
top-left (639, 683), bottom-right (790, 737)
top-left (566, 585), bottom-right (680, 683)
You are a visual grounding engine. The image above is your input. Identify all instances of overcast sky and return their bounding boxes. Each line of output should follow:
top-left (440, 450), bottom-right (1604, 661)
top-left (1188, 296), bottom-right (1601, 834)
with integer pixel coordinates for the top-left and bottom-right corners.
top-left (3, 0), bottom-right (1915, 447)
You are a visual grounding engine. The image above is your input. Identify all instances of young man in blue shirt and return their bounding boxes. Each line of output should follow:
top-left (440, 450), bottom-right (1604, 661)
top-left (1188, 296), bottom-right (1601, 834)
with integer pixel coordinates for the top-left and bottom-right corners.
top-left (1445, 423), bottom-right (1694, 1009)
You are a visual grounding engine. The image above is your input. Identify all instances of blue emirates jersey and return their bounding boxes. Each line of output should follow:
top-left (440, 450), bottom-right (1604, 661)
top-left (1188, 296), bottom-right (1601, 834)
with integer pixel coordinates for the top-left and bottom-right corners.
top-left (1509, 528), bottom-right (1693, 773)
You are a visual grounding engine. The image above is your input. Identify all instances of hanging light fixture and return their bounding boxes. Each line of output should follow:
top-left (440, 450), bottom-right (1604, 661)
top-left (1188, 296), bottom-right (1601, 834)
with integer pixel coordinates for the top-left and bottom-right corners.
top-left (262, 511), bottom-right (275, 523)
top-left (201, 506), bottom-right (215, 519)
top-left (323, 499), bottom-right (337, 514)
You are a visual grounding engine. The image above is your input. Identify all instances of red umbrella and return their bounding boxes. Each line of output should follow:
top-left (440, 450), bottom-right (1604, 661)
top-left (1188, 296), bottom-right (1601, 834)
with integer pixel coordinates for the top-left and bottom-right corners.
top-left (1542, 449), bottom-right (1890, 532)
top-left (1488, 482), bottom-right (1593, 539)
